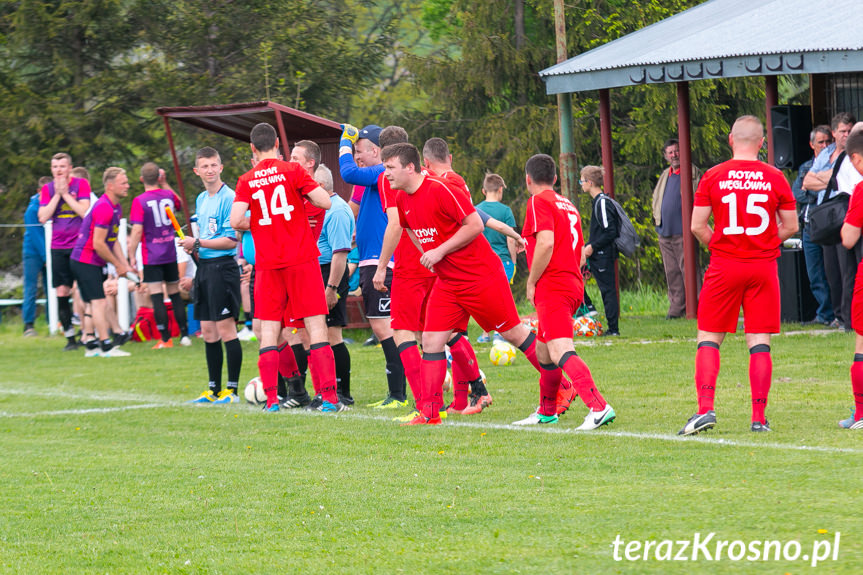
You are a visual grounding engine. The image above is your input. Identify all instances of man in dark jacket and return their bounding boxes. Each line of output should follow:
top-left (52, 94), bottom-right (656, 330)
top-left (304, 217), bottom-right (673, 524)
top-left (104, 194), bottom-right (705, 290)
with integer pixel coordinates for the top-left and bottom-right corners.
top-left (581, 165), bottom-right (620, 336)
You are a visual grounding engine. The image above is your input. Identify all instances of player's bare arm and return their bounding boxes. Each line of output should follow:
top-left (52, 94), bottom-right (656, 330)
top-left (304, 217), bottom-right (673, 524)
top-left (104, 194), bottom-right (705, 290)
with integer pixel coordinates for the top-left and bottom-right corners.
top-left (230, 201), bottom-right (251, 231)
top-left (419, 211), bottom-right (483, 270)
top-left (59, 189), bottom-right (90, 218)
top-left (373, 207), bottom-right (401, 292)
top-left (92, 226), bottom-right (128, 276)
top-left (842, 221), bottom-right (862, 249)
top-left (776, 209), bottom-right (799, 242)
top-left (486, 216), bottom-right (526, 251)
top-left (691, 205), bottom-right (714, 245)
top-left (306, 187), bottom-right (332, 211)
top-left (127, 224), bottom-right (143, 270)
top-left (37, 191), bottom-right (62, 223)
top-left (525, 229), bottom-right (554, 305)
top-left (326, 251), bottom-right (348, 309)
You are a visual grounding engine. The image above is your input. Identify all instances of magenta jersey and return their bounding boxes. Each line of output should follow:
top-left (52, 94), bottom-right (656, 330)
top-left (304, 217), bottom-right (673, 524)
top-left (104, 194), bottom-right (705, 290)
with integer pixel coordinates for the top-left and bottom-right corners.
top-left (39, 177), bottom-right (92, 249)
top-left (130, 189), bottom-right (182, 265)
top-left (71, 194), bottom-right (122, 266)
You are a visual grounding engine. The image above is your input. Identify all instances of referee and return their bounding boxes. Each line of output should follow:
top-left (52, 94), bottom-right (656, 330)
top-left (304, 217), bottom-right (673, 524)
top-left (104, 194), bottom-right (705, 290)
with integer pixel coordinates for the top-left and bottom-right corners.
top-left (181, 147), bottom-right (243, 404)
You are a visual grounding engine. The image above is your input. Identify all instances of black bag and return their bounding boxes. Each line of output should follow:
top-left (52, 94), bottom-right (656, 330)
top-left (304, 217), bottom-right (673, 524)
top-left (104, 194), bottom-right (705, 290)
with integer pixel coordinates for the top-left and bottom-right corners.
top-left (808, 152), bottom-right (848, 246)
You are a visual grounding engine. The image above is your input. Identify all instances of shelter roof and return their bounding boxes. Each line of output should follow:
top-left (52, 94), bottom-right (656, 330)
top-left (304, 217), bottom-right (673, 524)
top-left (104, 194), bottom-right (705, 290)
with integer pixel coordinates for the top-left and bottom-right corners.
top-left (540, 0), bottom-right (863, 94)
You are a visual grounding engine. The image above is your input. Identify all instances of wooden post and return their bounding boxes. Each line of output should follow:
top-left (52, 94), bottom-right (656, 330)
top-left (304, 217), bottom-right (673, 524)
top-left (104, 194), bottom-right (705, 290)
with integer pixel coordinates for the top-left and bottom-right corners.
top-left (677, 82), bottom-right (698, 319)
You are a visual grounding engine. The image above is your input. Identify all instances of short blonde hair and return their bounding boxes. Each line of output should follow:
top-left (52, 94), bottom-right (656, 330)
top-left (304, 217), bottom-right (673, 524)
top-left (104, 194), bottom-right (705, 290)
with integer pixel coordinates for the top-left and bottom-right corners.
top-left (102, 167), bottom-right (126, 187)
top-left (483, 173), bottom-right (506, 193)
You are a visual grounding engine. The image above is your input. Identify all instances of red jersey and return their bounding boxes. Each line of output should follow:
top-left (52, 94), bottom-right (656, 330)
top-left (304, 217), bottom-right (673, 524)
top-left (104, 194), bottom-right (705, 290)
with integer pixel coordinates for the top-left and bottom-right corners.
top-left (395, 175), bottom-right (500, 284)
top-left (694, 159), bottom-right (795, 260)
top-left (522, 189), bottom-right (584, 293)
top-left (303, 197), bottom-right (326, 240)
top-left (379, 172), bottom-right (434, 279)
top-left (844, 180), bottom-right (863, 227)
top-left (234, 158), bottom-right (320, 270)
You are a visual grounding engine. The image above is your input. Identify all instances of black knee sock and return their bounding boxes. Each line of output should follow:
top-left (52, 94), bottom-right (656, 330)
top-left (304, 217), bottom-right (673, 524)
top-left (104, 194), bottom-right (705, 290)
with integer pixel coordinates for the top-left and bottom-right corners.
top-left (168, 292), bottom-right (188, 337)
top-left (58, 296), bottom-right (72, 334)
top-left (380, 336), bottom-right (406, 400)
top-left (150, 294), bottom-right (171, 342)
top-left (291, 344), bottom-right (308, 385)
top-left (205, 340), bottom-right (223, 394)
top-left (224, 338), bottom-right (242, 392)
top-left (332, 342), bottom-right (352, 398)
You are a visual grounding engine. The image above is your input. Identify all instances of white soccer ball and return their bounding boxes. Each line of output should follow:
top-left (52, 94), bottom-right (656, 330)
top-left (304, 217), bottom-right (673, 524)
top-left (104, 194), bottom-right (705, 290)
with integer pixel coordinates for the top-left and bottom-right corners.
top-left (244, 377), bottom-right (266, 405)
top-left (489, 341), bottom-right (517, 366)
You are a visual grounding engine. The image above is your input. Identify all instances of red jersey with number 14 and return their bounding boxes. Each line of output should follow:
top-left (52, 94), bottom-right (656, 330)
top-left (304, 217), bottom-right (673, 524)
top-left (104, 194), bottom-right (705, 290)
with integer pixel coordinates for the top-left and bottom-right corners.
top-left (234, 158), bottom-right (320, 270)
top-left (694, 159), bottom-right (795, 261)
top-left (523, 189), bottom-right (584, 294)
top-left (395, 175), bottom-right (500, 283)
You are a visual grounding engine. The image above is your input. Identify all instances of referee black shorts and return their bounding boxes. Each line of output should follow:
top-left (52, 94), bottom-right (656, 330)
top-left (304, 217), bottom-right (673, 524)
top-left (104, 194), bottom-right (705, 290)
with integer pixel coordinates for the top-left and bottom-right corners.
top-left (194, 255), bottom-right (241, 322)
top-left (321, 262), bottom-right (349, 328)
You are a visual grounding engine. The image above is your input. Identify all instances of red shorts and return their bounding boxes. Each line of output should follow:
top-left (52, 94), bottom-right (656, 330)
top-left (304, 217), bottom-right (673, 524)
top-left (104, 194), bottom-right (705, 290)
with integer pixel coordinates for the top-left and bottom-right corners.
top-left (424, 272), bottom-right (520, 334)
top-left (391, 275), bottom-right (436, 332)
top-left (852, 260), bottom-right (863, 334)
top-left (697, 257), bottom-right (780, 334)
top-left (535, 285), bottom-right (581, 343)
top-left (254, 260), bottom-right (328, 324)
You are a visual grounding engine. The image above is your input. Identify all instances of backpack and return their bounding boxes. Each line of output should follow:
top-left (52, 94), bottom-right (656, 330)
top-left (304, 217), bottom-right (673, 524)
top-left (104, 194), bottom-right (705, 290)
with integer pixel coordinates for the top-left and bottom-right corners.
top-left (130, 301), bottom-right (181, 342)
top-left (597, 194), bottom-right (640, 257)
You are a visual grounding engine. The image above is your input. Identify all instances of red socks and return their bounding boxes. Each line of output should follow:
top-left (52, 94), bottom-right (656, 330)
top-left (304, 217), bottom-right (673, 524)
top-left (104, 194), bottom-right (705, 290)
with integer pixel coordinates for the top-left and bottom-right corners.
top-left (538, 364), bottom-right (562, 416)
top-left (258, 347), bottom-right (279, 407)
top-left (309, 343), bottom-right (339, 404)
top-left (695, 342), bottom-right (720, 414)
top-left (559, 351), bottom-right (606, 411)
top-left (420, 352), bottom-right (447, 419)
top-left (278, 343), bottom-right (300, 380)
top-left (449, 334), bottom-right (479, 410)
top-left (518, 333), bottom-right (543, 373)
top-left (748, 345), bottom-right (771, 423)
top-left (398, 341), bottom-right (423, 408)
top-left (851, 356), bottom-right (863, 420)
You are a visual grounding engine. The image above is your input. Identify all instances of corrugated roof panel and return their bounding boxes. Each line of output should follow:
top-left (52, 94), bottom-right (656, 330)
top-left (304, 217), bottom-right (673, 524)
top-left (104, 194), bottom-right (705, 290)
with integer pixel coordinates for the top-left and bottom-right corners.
top-left (541, 0), bottom-right (863, 80)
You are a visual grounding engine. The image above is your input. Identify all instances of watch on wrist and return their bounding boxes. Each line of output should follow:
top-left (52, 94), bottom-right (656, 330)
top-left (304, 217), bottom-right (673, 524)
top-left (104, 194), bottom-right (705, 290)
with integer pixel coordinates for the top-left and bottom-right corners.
top-left (327, 284), bottom-right (338, 291)
top-left (194, 238), bottom-right (201, 251)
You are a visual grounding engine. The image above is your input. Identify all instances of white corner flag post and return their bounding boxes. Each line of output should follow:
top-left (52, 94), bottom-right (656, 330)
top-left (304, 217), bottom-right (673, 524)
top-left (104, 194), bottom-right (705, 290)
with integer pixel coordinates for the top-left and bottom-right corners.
top-left (117, 218), bottom-right (130, 332)
top-left (44, 220), bottom-right (58, 335)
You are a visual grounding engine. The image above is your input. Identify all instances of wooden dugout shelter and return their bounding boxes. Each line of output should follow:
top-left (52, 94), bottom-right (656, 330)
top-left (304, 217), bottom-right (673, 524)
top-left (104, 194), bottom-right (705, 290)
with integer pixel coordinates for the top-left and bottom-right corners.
top-left (540, 0), bottom-right (863, 318)
top-left (155, 101), bottom-right (349, 226)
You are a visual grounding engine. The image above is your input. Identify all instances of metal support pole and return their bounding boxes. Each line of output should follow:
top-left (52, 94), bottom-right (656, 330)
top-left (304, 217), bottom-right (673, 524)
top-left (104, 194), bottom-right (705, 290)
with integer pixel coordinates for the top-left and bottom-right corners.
top-left (45, 221), bottom-right (57, 335)
top-left (553, 0), bottom-right (577, 198)
top-left (116, 218), bottom-right (130, 332)
top-left (765, 75), bottom-right (779, 166)
top-left (677, 82), bottom-right (698, 319)
top-left (163, 116), bottom-right (191, 227)
top-left (598, 88), bottom-right (620, 303)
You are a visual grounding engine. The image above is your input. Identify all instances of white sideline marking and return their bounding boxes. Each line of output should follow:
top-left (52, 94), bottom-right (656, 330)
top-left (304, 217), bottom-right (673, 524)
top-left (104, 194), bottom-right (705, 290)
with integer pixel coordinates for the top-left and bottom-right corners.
top-left (346, 413), bottom-right (863, 455)
top-left (0, 403), bottom-right (173, 418)
top-left (1, 387), bottom-right (165, 403)
top-left (4, 400), bottom-right (860, 456)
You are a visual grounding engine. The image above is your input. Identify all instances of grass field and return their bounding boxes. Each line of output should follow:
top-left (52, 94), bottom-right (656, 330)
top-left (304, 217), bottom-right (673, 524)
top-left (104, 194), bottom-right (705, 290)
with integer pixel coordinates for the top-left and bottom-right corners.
top-left (2, 308), bottom-right (862, 574)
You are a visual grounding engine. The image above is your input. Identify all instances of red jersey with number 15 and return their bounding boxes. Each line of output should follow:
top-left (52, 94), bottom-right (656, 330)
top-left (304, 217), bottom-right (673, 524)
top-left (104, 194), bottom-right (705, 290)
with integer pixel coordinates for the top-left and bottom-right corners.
top-left (395, 175), bottom-right (501, 283)
top-left (234, 158), bottom-right (320, 270)
top-left (523, 189), bottom-right (584, 294)
top-left (694, 159), bottom-right (795, 261)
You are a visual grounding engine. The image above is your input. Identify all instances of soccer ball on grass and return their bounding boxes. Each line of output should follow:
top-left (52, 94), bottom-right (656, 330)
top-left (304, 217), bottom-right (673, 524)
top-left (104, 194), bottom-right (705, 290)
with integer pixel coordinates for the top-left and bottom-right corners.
top-left (244, 377), bottom-right (267, 405)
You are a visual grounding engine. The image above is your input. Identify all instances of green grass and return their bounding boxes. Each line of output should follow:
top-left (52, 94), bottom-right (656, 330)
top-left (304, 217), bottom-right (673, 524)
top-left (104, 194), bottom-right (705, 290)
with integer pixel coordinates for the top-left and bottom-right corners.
top-left (2, 316), bottom-right (862, 573)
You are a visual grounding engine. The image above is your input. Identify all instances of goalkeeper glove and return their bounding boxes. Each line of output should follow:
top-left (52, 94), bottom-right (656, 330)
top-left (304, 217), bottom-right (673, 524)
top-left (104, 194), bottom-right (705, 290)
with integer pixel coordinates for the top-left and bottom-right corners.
top-left (340, 124), bottom-right (359, 148)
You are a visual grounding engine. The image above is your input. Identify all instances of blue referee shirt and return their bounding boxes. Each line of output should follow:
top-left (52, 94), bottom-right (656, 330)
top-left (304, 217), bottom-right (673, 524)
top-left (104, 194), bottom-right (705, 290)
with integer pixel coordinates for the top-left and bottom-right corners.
top-left (194, 183), bottom-right (237, 259)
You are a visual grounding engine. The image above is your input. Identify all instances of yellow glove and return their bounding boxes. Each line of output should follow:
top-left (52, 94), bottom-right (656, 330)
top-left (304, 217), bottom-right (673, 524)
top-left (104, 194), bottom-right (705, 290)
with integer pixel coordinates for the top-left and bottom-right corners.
top-left (340, 124), bottom-right (359, 147)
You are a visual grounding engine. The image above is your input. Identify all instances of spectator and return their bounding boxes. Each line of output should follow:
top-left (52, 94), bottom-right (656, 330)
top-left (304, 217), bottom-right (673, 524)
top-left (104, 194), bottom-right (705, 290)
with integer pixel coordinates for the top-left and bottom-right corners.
top-left (476, 173), bottom-right (517, 343)
top-left (792, 125), bottom-right (834, 325)
top-left (651, 138), bottom-right (702, 319)
top-left (22, 176), bottom-right (50, 336)
top-left (803, 112), bottom-right (856, 329)
top-left (581, 165), bottom-right (620, 336)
